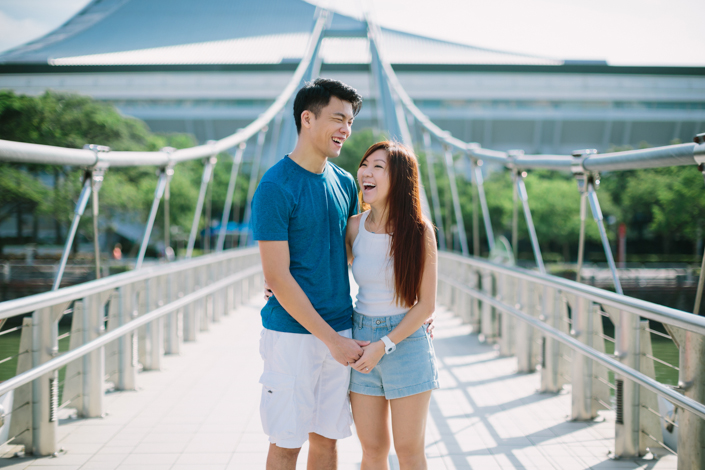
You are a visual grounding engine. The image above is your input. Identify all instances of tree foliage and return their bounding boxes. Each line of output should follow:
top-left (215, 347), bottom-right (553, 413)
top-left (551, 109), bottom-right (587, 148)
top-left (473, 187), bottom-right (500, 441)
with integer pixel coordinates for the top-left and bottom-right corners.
top-left (2, 90), bottom-right (702, 262)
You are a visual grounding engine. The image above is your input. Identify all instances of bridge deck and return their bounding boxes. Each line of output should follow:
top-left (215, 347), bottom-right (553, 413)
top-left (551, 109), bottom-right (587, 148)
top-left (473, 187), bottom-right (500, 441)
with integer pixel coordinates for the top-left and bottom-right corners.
top-left (4, 296), bottom-right (676, 470)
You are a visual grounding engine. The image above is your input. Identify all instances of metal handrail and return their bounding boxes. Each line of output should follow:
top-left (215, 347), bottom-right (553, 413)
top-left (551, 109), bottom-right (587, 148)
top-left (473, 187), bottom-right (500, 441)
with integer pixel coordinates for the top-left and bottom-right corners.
top-left (367, 23), bottom-right (705, 171)
top-left (0, 264), bottom-right (262, 397)
top-left (0, 247), bottom-right (258, 320)
top-left (438, 273), bottom-right (705, 422)
top-left (439, 251), bottom-right (705, 336)
top-left (0, 10), bottom-right (329, 167)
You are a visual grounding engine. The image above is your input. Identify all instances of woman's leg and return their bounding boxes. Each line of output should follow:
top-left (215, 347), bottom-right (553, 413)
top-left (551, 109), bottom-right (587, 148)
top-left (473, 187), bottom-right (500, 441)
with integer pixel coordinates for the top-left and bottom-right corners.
top-left (390, 391), bottom-right (432, 470)
top-left (350, 392), bottom-right (391, 470)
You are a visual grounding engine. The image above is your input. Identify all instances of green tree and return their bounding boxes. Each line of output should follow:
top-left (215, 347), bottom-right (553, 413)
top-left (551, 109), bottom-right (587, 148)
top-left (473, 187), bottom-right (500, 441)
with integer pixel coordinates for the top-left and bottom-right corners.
top-left (334, 128), bottom-right (387, 176)
top-left (0, 91), bottom-right (204, 253)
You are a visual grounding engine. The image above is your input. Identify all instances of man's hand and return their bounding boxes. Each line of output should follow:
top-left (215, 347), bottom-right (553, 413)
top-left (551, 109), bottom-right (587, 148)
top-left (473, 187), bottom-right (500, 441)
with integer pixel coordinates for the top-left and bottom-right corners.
top-left (326, 336), bottom-right (370, 366)
top-left (263, 278), bottom-right (274, 300)
top-left (424, 313), bottom-right (436, 339)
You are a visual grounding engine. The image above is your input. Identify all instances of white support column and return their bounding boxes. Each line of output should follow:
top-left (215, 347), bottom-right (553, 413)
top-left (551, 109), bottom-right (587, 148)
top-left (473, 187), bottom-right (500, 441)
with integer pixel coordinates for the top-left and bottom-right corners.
top-left (183, 270), bottom-right (198, 342)
top-left (570, 296), bottom-right (595, 420)
top-left (539, 287), bottom-right (561, 393)
top-left (80, 292), bottom-right (110, 418)
top-left (165, 271), bottom-right (180, 355)
top-left (614, 309), bottom-right (641, 457)
top-left (117, 284), bottom-right (137, 391)
top-left (479, 269), bottom-right (496, 343)
top-left (30, 303), bottom-right (68, 455)
top-left (515, 279), bottom-right (534, 373)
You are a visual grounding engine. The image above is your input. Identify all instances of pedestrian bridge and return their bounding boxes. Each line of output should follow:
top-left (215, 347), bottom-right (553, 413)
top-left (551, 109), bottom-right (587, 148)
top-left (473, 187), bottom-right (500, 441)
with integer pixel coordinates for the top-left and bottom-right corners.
top-left (1, 7), bottom-right (705, 470)
top-left (0, 262), bottom-right (679, 469)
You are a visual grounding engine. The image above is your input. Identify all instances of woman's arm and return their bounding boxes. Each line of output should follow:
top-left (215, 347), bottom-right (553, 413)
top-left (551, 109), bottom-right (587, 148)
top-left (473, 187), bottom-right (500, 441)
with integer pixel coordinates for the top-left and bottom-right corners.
top-left (352, 223), bottom-right (438, 373)
top-left (345, 214), bottom-right (362, 265)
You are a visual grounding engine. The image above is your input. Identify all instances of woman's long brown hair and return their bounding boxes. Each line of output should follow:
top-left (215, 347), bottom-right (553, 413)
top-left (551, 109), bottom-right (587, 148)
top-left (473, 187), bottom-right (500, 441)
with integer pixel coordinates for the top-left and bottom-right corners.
top-left (358, 141), bottom-right (427, 308)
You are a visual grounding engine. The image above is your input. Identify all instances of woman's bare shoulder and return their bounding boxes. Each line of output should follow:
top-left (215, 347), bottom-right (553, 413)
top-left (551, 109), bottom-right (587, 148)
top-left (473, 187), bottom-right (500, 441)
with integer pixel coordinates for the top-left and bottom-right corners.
top-left (347, 213), bottom-right (363, 238)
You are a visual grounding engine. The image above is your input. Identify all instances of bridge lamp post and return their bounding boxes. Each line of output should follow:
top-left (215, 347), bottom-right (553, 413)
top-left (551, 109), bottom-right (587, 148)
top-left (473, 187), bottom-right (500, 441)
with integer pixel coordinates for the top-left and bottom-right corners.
top-left (186, 151), bottom-right (218, 259)
top-left (469, 156), bottom-right (494, 254)
top-left (240, 127), bottom-right (268, 247)
top-left (421, 132), bottom-right (447, 251)
top-left (216, 142), bottom-right (246, 252)
top-left (53, 149), bottom-right (110, 291)
top-left (136, 157), bottom-right (174, 270)
top-left (510, 157), bottom-right (546, 274)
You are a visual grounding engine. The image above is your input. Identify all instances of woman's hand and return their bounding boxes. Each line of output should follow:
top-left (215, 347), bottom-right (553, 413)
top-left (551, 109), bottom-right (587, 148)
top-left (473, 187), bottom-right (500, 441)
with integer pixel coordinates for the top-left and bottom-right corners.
top-left (351, 341), bottom-right (385, 374)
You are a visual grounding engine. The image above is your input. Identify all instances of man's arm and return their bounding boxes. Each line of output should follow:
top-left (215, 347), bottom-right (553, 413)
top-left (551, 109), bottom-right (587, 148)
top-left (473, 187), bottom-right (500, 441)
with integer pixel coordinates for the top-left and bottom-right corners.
top-left (259, 240), bottom-right (368, 365)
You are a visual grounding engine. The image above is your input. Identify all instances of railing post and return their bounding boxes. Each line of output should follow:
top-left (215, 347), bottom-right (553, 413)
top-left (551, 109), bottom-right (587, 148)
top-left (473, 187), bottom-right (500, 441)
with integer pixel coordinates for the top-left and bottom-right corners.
top-left (211, 262), bottom-right (221, 323)
top-left (142, 277), bottom-right (164, 371)
top-left (570, 296), bottom-right (594, 420)
top-left (539, 287), bottom-right (561, 393)
top-left (200, 267), bottom-right (211, 331)
top-left (456, 262), bottom-right (470, 324)
top-left (678, 330), bottom-right (705, 468)
top-left (8, 317), bottom-right (33, 451)
top-left (80, 293), bottom-right (110, 417)
top-left (117, 284), bottom-right (137, 391)
top-left (614, 309), bottom-right (641, 457)
top-left (165, 271), bottom-right (180, 355)
top-left (515, 279), bottom-right (534, 373)
top-left (499, 274), bottom-right (515, 356)
top-left (30, 305), bottom-right (64, 455)
top-left (183, 269), bottom-right (198, 342)
top-left (468, 268), bottom-right (480, 331)
top-left (479, 269), bottom-right (496, 343)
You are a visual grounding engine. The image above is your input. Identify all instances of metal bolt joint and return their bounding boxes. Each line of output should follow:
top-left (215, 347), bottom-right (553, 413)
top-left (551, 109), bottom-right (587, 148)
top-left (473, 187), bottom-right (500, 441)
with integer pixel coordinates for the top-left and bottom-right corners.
top-left (83, 144), bottom-right (111, 171)
top-left (507, 149), bottom-right (524, 171)
top-left (571, 148), bottom-right (597, 176)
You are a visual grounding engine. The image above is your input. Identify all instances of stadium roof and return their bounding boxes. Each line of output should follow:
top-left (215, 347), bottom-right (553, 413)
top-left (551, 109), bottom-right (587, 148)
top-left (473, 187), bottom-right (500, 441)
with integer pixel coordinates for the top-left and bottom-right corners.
top-left (0, 0), bottom-right (561, 67)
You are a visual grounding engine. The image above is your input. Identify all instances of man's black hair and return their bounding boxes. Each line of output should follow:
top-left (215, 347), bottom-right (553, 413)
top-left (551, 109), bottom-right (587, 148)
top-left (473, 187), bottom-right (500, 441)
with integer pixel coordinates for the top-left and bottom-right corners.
top-left (293, 78), bottom-right (363, 134)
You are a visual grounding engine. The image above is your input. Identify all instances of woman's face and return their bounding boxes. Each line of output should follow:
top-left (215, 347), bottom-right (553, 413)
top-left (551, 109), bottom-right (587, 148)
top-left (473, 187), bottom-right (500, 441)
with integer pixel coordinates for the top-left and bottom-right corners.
top-left (358, 149), bottom-right (390, 207)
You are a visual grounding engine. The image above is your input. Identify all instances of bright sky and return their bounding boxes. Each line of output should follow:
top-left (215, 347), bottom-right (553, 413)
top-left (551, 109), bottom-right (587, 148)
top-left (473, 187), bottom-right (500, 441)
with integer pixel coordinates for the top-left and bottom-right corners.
top-left (0, 0), bottom-right (702, 66)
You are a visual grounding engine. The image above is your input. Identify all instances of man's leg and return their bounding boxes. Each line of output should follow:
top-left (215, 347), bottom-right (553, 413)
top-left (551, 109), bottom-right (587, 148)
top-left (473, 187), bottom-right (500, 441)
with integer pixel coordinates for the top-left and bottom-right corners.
top-left (308, 432), bottom-right (337, 470)
top-left (267, 444), bottom-right (301, 470)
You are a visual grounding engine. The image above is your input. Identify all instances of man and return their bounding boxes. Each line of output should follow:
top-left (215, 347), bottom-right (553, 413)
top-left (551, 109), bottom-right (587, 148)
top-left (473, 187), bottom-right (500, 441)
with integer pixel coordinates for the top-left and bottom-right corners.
top-left (251, 78), bottom-right (367, 470)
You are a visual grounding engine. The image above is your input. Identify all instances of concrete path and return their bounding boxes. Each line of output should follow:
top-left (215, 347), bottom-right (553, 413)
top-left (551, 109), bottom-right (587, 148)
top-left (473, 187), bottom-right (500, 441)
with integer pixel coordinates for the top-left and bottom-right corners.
top-left (2, 295), bottom-right (677, 469)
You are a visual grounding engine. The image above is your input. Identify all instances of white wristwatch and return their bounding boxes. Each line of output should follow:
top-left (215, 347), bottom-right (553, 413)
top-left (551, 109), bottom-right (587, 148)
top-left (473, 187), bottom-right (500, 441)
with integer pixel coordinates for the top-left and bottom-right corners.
top-left (381, 335), bottom-right (396, 354)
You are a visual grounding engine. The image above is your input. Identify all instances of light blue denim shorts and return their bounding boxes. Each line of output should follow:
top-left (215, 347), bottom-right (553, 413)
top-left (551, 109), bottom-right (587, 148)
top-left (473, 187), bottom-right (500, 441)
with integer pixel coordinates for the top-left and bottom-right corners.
top-left (349, 311), bottom-right (439, 399)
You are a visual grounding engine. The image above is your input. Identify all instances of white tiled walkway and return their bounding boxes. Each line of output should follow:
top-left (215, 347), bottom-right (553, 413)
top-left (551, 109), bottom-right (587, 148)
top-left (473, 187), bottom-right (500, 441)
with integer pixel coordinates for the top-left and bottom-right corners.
top-left (2, 295), bottom-right (677, 469)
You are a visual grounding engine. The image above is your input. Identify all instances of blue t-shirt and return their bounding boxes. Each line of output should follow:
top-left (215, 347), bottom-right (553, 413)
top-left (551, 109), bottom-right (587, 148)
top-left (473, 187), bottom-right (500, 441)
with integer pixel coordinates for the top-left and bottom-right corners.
top-left (252, 156), bottom-right (358, 334)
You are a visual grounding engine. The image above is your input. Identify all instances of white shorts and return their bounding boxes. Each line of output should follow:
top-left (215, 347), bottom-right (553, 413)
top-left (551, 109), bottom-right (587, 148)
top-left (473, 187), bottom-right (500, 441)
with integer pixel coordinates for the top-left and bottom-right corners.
top-left (258, 328), bottom-right (353, 449)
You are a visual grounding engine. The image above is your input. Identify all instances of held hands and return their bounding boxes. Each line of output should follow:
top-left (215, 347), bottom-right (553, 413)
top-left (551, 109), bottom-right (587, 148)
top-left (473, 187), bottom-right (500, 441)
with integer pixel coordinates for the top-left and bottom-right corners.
top-left (351, 341), bottom-right (385, 374)
top-left (328, 336), bottom-right (371, 367)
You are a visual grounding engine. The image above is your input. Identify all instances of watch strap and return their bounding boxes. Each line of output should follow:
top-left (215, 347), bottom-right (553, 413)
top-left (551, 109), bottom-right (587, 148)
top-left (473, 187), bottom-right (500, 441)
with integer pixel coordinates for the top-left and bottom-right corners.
top-left (381, 335), bottom-right (396, 354)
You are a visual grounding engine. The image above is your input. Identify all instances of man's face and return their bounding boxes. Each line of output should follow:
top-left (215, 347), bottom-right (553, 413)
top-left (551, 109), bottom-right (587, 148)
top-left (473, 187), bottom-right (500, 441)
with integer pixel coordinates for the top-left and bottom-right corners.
top-left (304, 96), bottom-right (354, 159)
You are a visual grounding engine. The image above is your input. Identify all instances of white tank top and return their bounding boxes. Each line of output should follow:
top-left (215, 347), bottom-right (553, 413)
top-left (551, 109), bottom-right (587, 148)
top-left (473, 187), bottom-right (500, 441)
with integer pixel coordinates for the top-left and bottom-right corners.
top-left (352, 211), bottom-right (409, 317)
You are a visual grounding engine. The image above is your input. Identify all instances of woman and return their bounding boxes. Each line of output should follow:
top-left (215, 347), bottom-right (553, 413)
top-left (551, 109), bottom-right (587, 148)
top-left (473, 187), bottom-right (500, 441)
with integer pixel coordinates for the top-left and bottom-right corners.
top-left (346, 141), bottom-right (439, 469)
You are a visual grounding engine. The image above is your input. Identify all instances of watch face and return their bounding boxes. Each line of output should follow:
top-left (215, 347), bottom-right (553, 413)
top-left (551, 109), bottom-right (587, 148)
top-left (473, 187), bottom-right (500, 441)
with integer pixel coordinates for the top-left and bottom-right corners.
top-left (387, 347), bottom-right (393, 353)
